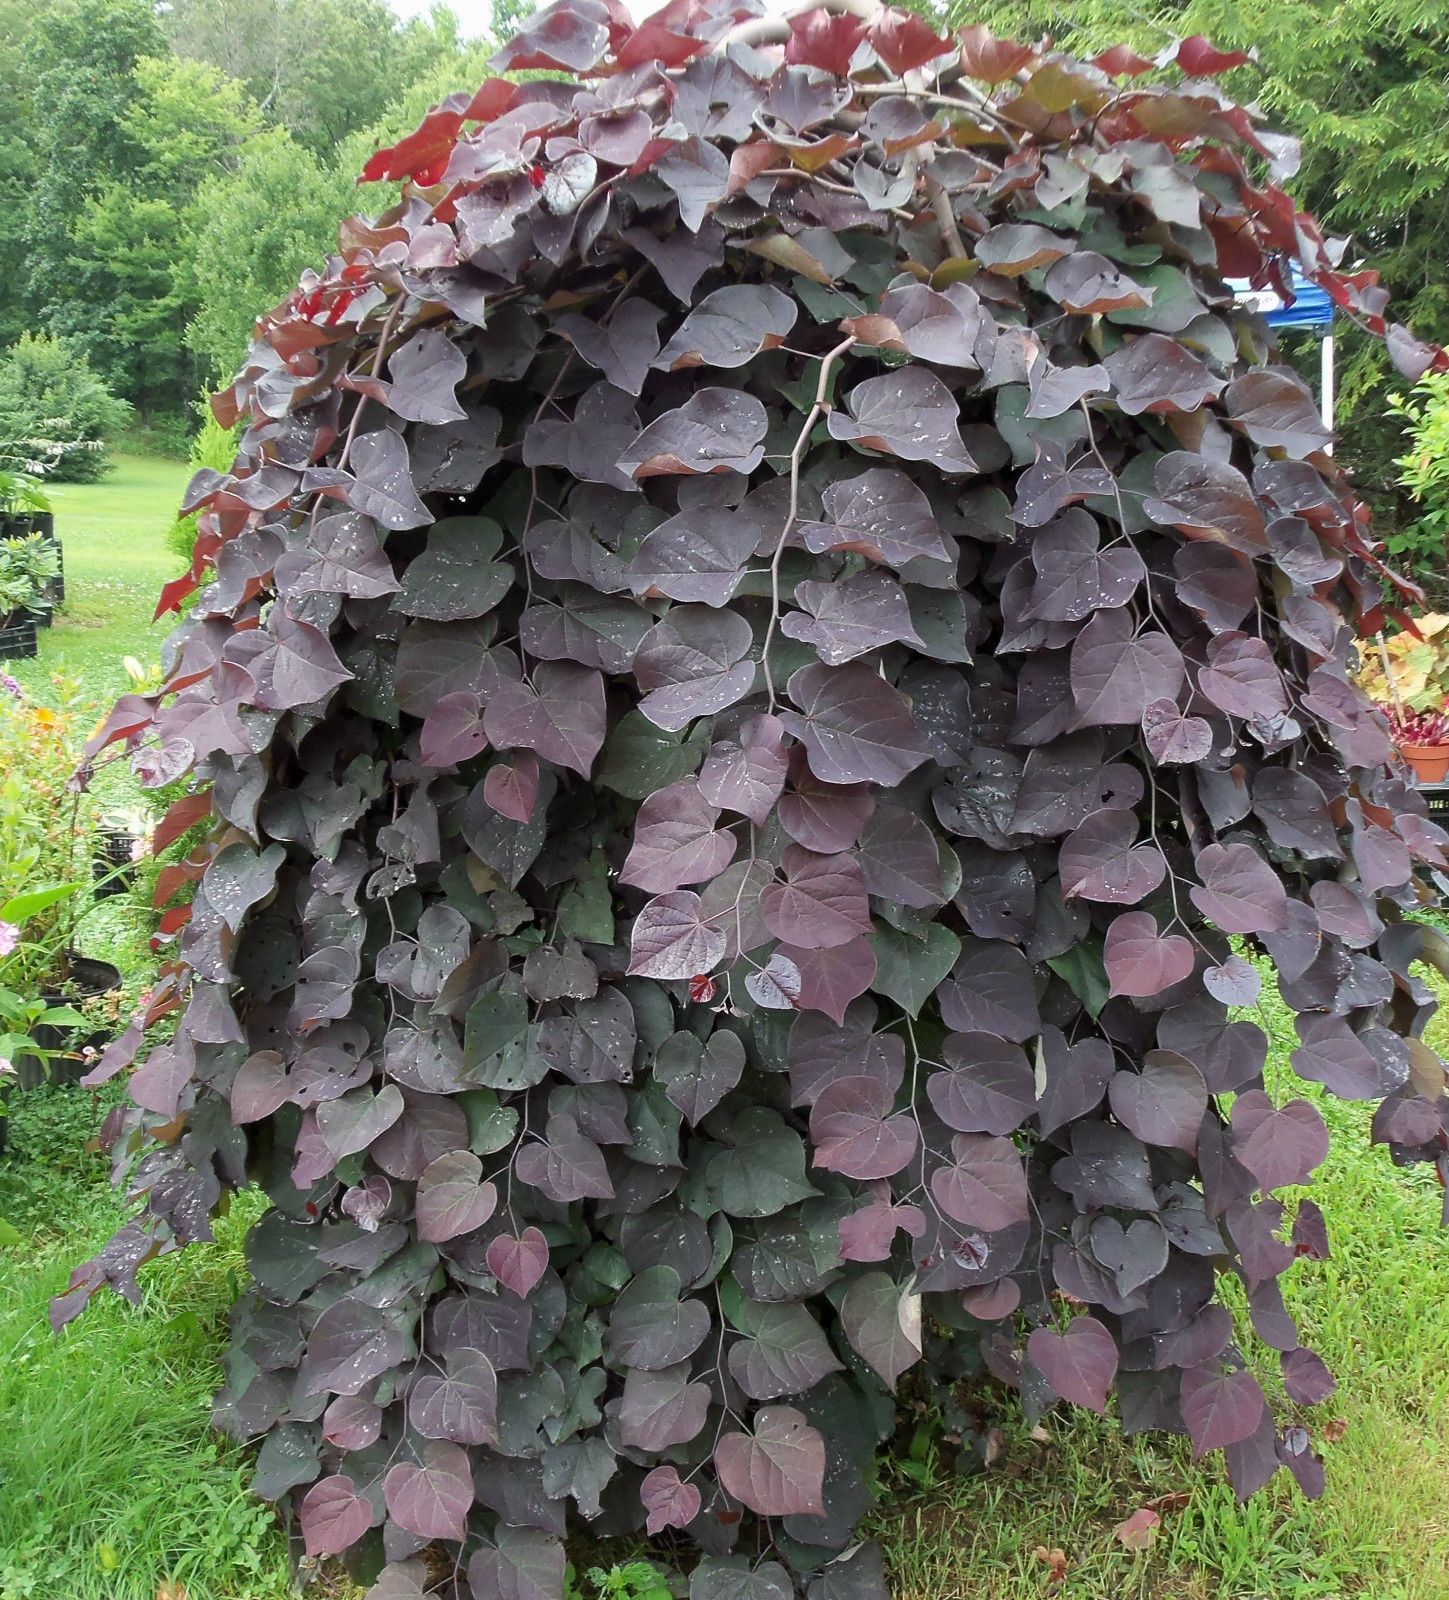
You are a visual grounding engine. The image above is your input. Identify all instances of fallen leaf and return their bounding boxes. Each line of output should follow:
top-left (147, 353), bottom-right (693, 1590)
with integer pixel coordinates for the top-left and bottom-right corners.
top-left (1322, 1417), bottom-right (1349, 1443)
top-left (1146, 1490), bottom-right (1191, 1515)
top-left (1112, 1507), bottom-right (1160, 1551)
top-left (1034, 1545), bottom-right (1069, 1585)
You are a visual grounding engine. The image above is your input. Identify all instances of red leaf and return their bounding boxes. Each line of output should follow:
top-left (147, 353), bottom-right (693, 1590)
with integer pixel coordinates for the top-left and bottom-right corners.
top-left (869, 10), bottom-right (953, 73)
top-left (786, 8), bottom-right (867, 74)
top-left (361, 104), bottom-right (465, 185)
top-left (153, 792), bottom-right (212, 856)
top-left (1112, 1507), bottom-right (1160, 1551)
top-left (1174, 35), bottom-right (1254, 76)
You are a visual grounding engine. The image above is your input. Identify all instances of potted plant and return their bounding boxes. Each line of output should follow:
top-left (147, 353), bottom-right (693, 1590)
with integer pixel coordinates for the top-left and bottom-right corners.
top-left (92, 805), bottom-right (149, 898)
top-left (0, 464), bottom-right (61, 611)
top-left (1356, 615), bottom-right (1449, 782)
top-left (0, 533), bottom-right (59, 655)
top-left (1384, 706), bottom-right (1449, 783)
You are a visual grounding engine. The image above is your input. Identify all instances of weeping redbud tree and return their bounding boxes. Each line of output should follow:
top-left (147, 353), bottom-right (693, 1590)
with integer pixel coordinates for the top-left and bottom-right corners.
top-left (59, 1), bottom-right (1449, 1594)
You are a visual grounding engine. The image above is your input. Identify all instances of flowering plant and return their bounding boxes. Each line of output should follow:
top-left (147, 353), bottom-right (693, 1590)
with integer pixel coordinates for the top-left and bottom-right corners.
top-left (1384, 705), bottom-right (1449, 747)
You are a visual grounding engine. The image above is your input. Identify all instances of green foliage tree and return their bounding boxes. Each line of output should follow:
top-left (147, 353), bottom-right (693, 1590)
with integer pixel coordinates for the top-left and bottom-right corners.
top-left (14, 0), bottom-right (166, 330)
top-left (48, 56), bottom-right (261, 414)
top-left (165, 0), bottom-right (466, 156)
top-left (946, 0), bottom-right (1449, 526)
top-left (0, 0), bottom-right (479, 425)
top-left (0, 333), bottom-right (131, 482)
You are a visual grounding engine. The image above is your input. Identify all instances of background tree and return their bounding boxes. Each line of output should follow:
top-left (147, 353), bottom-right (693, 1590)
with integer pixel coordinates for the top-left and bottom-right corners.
top-left (165, 0), bottom-right (467, 156)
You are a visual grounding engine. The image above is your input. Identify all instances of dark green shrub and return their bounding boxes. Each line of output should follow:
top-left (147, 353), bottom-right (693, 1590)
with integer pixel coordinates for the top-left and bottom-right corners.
top-left (0, 332), bottom-right (131, 482)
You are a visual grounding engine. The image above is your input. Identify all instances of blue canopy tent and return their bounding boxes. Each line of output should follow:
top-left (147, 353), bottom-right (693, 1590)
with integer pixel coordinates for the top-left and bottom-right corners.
top-left (1228, 263), bottom-right (1337, 448)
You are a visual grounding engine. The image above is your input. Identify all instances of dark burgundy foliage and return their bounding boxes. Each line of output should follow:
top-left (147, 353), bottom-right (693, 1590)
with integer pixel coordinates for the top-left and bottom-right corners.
top-left (58, 0), bottom-right (1449, 1594)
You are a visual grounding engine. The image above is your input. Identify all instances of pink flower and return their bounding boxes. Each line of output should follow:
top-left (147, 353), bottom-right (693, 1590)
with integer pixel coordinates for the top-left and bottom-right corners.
top-left (0, 922), bottom-right (18, 958)
top-left (0, 1058), bottom-right (14, 1079)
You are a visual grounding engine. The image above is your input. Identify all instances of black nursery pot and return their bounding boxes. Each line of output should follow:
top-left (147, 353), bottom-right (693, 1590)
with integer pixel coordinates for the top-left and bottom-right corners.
top-left (0, 615), bottom-right (37, 659)
top-left (93, 830), bottom-right (138, 898)
top-left (18, 954), bottom-right (124, 1090)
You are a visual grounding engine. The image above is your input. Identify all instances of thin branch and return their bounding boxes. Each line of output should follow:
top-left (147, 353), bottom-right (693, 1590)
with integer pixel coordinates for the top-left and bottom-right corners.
top-left (761, 336), bottom-right (856, 711)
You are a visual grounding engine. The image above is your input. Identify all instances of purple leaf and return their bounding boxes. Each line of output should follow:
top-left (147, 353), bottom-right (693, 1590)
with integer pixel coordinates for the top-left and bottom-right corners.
top-left (416, 1150), bottom-right (498, 1243)
top-left (1108, 1054), bottom-right (1208, 1152)
top-left (409, 1350), bottom-right (499, 1446)
top-left (1104, 332), bottom-right (1225, 415)
top-left (1027, 1316), bottom-right (1117, 1412)
top-left (926, 1033), bottom-right (1035, 1136)
top-left (1026, 510), bottom-right (1146, 621)
top-left (487, 1227), bottom-right (550, 1298)
top-left (930, 1133), bottom-right (1029, 1231)
top-left (761, 846), bottom-right (872, 950)
top-left (829, 367), bottom-right (977, 473)
top-left (482, 662), bottom-right (606, 777)
top-left (715, 1406), bottom-right (826, 1517)
top-left (809, 1074), bottom-right (917, 1179)
top-left (620, 387), bottom-right (768, 479)
top-left (782, 572), bottom-right (925, 665)
top-left (641, 1464), bottom-right (702, 1535)
top-left (1144, 452), bottom-right (1267, 554)
top-left (782, 662), bottom-right (932, 787)
top-left (1225, 368), bottom-right (1332, 458)
top-left (421, 691), bottom-right (488, 768)
top-left (384, 1440), bottom-right (474, 1541)
top-left (347, 430), bottom-right (433, 530)
top-left (483, 751), bottom-right (541, 824)
top-left (1281, 1346), bottom-right (1336, 1406)
top-left (555, 298), bottom-right (665, 396)
top-left (516, 1113), bottom-right (614, 1203)
top-left (699, 715), bottom-right (790, 824)
top-left (745, 952), bottom-right (805, 1011)
top-left (657, 284), bottom-right (797, 370)
top-left (629, 892), bottom-right (727, 981)
top-left (1142, 699), bottom-right (1214, 765)
top-left (798, 468), bottom-right (952, 571)
top-left (1189, 841), bottom-right (1289, 935)
top-left (1059, 809), bottom-right (1167, 904)
top-left (385, 327), bottom-right (467, 424)
top-left (1070, 609), bottom-right (1185, 728)
top-left (1104, 911), bottom-right (1195, 998)
top-left (1230, 1092), bottom-right (1329, 1191)
top-left (634, 606), bottom-right (756, 732)
top-left (1204, 954), bottom-right (1262, 1006)
top-left (1180, 1364), bottom-right (1266, 1456)
top-left (628, 506), bottom-right (759, 607)
top-left (299, 1474), bottom-right (373, 1558)
top-left (621, 781), bottom-right (736, 894)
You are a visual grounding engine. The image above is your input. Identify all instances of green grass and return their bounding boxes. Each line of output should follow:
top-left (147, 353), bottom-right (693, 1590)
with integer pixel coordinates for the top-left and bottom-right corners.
top-left (0, 1090), bottom-right (291, 1600)
top-left (14, 452), bottom-right (190, 708)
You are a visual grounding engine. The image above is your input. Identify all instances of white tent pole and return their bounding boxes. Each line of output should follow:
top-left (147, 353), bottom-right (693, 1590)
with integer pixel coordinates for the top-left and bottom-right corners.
top-left (1321, 331), bottom-right (1335, 452)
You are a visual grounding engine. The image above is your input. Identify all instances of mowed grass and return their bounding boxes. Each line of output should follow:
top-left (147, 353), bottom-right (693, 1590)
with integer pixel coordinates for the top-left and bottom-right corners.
top-left (3, 451), bottom-right (1449, 1597)
top-left (13, 452), bottom-right (191, 708)
top-left (0, 1091), bottom-right (291, 1600)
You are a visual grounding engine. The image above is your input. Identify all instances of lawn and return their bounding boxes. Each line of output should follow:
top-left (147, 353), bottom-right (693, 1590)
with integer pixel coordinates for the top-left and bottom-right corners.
top-left (1, 452), bottom-right (1447, 1599)
top-left (13, 451), bottom-right (191, 707)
